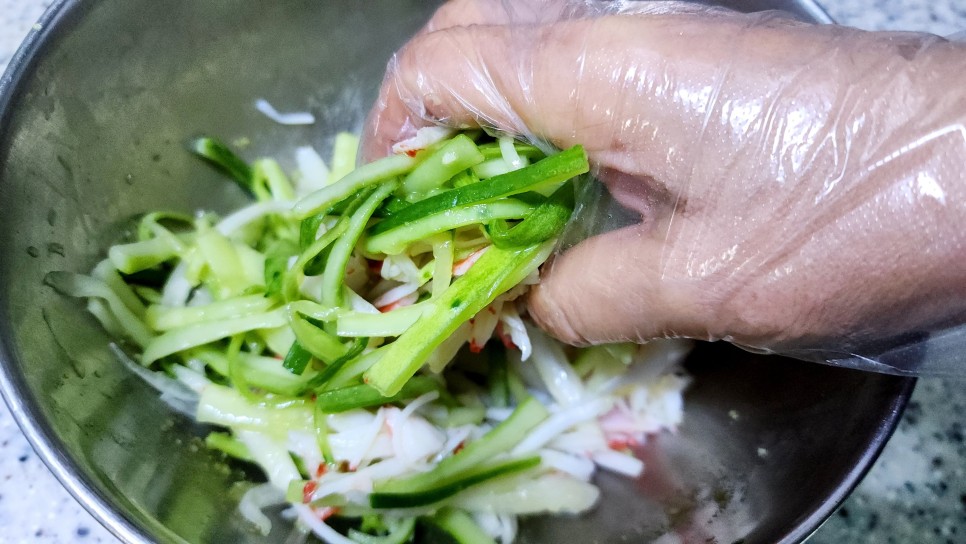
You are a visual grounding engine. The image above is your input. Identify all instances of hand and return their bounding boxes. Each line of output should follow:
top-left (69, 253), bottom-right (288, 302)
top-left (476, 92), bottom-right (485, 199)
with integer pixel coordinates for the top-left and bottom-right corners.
top-left (363, 0), bottom-right (966, 363)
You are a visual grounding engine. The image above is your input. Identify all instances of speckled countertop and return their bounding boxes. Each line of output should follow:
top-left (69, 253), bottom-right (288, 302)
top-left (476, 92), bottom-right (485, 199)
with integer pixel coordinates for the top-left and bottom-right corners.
top-left (0, 1), bottom-right (964, 543)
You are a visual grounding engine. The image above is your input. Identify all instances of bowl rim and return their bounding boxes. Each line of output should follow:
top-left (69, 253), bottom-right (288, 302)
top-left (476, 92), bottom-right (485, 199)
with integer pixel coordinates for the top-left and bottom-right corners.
top-left (0, 2), bottom-right (914, 544)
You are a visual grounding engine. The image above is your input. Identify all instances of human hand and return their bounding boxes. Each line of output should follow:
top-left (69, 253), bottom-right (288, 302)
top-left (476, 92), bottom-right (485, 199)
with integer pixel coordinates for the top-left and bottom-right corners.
top-left (362, 0), bottom-right (966, 365)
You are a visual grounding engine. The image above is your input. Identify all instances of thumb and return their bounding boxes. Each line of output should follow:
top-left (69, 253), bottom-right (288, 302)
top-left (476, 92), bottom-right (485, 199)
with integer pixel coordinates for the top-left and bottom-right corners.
top-left (528, 222), bottom-right (710, 345)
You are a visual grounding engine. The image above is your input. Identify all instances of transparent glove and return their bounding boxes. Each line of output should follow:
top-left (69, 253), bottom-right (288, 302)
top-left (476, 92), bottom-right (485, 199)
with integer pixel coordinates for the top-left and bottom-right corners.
top-left (362, 0), bottom-right (966, 376)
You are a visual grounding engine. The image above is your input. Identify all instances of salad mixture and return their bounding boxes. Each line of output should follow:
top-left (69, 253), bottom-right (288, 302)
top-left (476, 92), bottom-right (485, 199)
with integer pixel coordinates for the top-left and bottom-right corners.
top-left (48, 127), bottom-right (691, 544)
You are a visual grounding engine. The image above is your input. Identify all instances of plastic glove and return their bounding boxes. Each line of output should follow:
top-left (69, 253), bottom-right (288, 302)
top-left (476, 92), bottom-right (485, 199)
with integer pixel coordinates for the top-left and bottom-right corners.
top-left (362, 0), bottom-right (966, 375)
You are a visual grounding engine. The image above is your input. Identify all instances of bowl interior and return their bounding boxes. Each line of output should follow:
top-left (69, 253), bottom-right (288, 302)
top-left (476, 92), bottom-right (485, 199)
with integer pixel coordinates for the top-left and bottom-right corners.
top-left (0, 1), bottom-right (910, 543)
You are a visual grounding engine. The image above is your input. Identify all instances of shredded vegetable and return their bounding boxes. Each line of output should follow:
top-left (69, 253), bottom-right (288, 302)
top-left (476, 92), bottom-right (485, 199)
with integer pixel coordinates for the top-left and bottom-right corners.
top-left (48, 128), bottom-right (692, 544)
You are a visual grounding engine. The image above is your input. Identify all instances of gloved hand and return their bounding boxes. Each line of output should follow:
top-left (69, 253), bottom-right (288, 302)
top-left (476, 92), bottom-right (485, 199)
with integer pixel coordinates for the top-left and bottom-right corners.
top-left (362, 0), bottom-right (966, 373)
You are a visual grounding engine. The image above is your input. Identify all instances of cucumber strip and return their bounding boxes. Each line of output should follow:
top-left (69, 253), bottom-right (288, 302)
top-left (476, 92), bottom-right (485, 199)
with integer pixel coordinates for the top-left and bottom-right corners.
top-left (476, 142), bottom-right (545, 161)
top-left (299, 213), bottom-right (330, 277)
top-left (365, 200), bottom-right (535, 256)
top-left (189, 137), bottom-right (254, 195)
top-left (363, 240), bottom-right (554, 396)
top-left (426, 322), bottom-right (472, 374)
top-left (145, 294), bottom-right (275, 331)
top-left (314, 376), bottom-right (438, 413)
top-left (472, 157), bottom-right (520, 179)
top-left (108, 237), bottom-right (180, 275)
top-left (136, 211), bottom-right (194, 242)
top-left (348, 517), bottom-right (416, 544)
top-left (258, 324), bottom-right (296, 358)
top-left (253, 158), bottom-right (296, 201)
top-left (293, 154), bottom-right (416, 219)
top-left (291, 185), bottom-right (374, 290)
top-left (369, 145), bottom-right (587, 236)
top-left (283, 218), bottom-right (349, 300)
top-left (44, 271), bottom-right (153, 348)
top-left (86, 298), bottom-right (126, 340)
top-left (226, 334), bottom-right (258, 399)
top-left (300, 336), bottom-right (368, 393)
top-left (488, 346), bottom-right (510, 408)
top-left (300, 212), bottom-right (327, 251)
top-left (425, 508), bottom-right (496, 544)
top-left (143, 221), bottom-right (190, 254)
top-left (314, 401), bottom-right (336, 464)
top-left (322, 182), bottom-right (397, 309)
top-left (205, 432), bottom-right (254, 462)
top-left (191, 348), bottom-right (314, 396)
top-left (92, 259), bottom-right (149, 318)
top-left (195, 228), bottom-right (249, 298)
top-left (336, 303), bottom-right (428, 338)
top-left (234, 243), bottom-right (269, 290)
top-left (486, 180), bottom-right (575, 249)
top-left (197, 384), bottom-right (314, 438)
top-left (452, 472), bottom-right (601, 515)
top-left (401, 134), bottom-right (485, 198)
top-left (263, 253), bottom-right (289, 297)
top-left (289, 312), bottom-right (348, 364)
top-left (141, 309), bottom-right (287, 364)
top-left (286, 300), bottom-right (342, 322)
top-left (431, 232), bottom-right (454, 298)
top-left (330, 132), bottom-right (359, 183)
top-left (376, 396), bottom-right (548, 493)
top-left (282, 341), bottom-right (313, 375)
top-left (325, 348), bottom-right (385, 390)
top-left (376, 195), bottom-right (411, 217)
top-left (262, 239), bottom-right (298, 298)
top-left (450, 170), bottom-right (480, 189)
top-left (368, 456), bottom-right (540, 509)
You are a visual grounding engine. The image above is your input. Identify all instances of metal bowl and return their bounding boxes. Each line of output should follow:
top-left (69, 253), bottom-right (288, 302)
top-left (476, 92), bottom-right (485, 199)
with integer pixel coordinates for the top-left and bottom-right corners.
top-left (0, 1), bottom-right (913, 543)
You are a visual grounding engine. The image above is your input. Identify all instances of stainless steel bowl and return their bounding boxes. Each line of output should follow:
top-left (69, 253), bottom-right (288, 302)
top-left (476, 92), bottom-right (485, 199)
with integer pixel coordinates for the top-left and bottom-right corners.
top-left (0, 1), bottom-right (913, 543)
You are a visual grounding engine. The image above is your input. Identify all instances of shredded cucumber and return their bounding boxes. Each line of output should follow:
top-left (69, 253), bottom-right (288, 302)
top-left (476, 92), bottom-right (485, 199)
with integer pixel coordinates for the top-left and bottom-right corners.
top-left (49, 130), bottom-right (690, 544)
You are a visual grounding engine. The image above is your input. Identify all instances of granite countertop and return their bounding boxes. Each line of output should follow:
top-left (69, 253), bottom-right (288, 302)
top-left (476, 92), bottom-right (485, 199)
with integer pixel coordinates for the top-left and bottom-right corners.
top-left (0, 1), bottom-right (964, 543)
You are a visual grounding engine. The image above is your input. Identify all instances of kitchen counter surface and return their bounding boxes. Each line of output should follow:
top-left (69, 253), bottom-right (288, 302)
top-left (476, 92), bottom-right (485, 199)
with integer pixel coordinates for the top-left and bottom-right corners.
top-left (1, 0), bottom-right (963, 543)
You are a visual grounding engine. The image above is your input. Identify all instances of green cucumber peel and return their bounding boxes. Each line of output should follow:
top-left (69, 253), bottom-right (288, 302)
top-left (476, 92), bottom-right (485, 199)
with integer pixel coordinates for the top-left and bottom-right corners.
top-left (189, 137), bottom-right (254, 195)
top-left (377, 396), bottom-right (548, 493)
top-left (300, 336), bottom-right (368, 394)
top-left (314, 376), bottom-right (438, 413)
top-left (369, 145), bottom-right (587, 237)
top-left (293, 154), bottom-right (417, 219)
top-left (299, 212), bottom-right (329, 276)
top-left (321, 182), bottom-right (397, 309)
top-left (293, 185), bottom-right (374, 283)
top-left (486, 179), bottom-right (576, 249)
top-left (375, 195), bottom-right (411, 217)
top-left (263, 254), bottom-right (289, 297)
top-left (364, 200), bottom-right (535, 255)
top-left (289, 311), bottom-right (349, 364)
top-left (363, 240), bottom-right (554, 396)
top-left (253, 158), bottom-right (296, 201)
top-left (368, 456), bottom-right (540, 509)
top-left (284, 218), bottom-right (348, 300)
top-left (282, 341), bottom-right (313, 375)
top-left (192, 348), bottom-right (314, 396)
